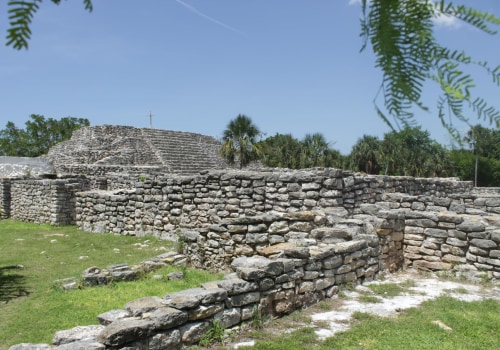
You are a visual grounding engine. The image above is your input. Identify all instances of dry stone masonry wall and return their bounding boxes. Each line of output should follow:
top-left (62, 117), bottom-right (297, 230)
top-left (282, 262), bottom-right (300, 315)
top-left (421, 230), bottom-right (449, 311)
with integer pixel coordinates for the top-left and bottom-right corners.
top-left (0, 178), bottom-right (11, 219)
top-left (9, 177), bottom-right (90, 225)
top-left (17, 220), bottom-right (404, 350)
top-left (75, 169), bottom-right (470, 236)
top-left (371, 193), bottom-right (500, 280)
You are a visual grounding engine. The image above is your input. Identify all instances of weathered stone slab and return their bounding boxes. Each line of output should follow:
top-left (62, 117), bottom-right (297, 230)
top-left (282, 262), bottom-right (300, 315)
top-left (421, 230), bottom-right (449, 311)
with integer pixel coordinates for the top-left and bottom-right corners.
top-left (56, 340), bottom-right (106, 349)
top-left (470, 239), bottom-right (497, 249)
top-left (163, 288), bottom-right (227, 309)
top-left (228, 291), bottom-right (260, 307)
top-left (413, 260), bottom-right (452, 271)
top-left (148, 307), bottom-right (188, 330)
top-left (53, 325), bottom-right (105, 345)
top-left (332, 240), bottom-right (367, 254)
top-left (231, 256), bottom-right (284, 276)
top-left (424, 228), bottom-right (448, 238)
top-left (457, 220), bottom-right (485, 232)
top-left (214, 307), bottom-right (242, 328)
top-left (179, 321), bottom-right (210, 345)
top-left (97, 309), bottom-right (131, 326)
top-left (310, 227), bottom-right (351, 240)
top-left (436, 212), bottom-right (463, 224)
top-left (125, 296), bottom-right (166, 316)
top-left (97, 318), bottom-right (155, 347)
top-left (217, 278), bottom-right (259, 295)
top-left (187, 303), bottom-right (224, 321)
top-left (261, 242), bottom-right (295, 256)
top-left (283, 211), bottom-right (315, 221)
top-left (8, 344), bottom-right (53, 350)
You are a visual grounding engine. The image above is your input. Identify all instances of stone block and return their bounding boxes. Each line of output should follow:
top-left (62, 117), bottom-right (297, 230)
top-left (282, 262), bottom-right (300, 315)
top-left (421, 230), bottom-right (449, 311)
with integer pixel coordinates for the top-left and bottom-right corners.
top-left (53, 325), bottom-right (105, 346)
top-left (268, 221), bottom-right (289, 234)
top-left (228, 291), bottom-right (261, 307)
top-left (424, 228), bottom-right (448, 238)
top-left (492, 230), bottom-right (500, 243)
top-left (125, 296), bottom-right (166, 316)
top-left (405, 226), bottom-right (424, 234)
top-left (332, 240), bottom-right (367, 254)
top-left (470, 239), bottom-right (497, 249)
top-left (217, 278), bottom-right (258, 295)
top-left (323, 255), bottom-right (343, 269)
top-left (405, 219), bottom-right (437, 228)
top-left (163, 288), bottom-right (227, 309)
top-left (188, 303), bottom-right (224, 321)
top-left (150, 307), bottom-right (189, 330)
top-left (303, 271), bottom-right (320, 280)
top-left (457, 220), bottom-right (485, 232)
top-left (97, 318), bottom-right (155, 347)
top-left (259, 277), bottom-right (275, 290)
top-left (314, 278), bottom-right (335, 291)
top-left (413, 260), bottom-right (452, 271)
top-left (180, 321), bottom-right (210, 345)
top-left (445, 237), bottom-right (468, 247)
top-left (298, 281), bottom-right (315, 293)
top-left (214, 307), bottom-right (242, 328)
top-left (335, 272), bottom-right (357, 284)
top-left (441, 244), bottom-right (465, 256)
top-left (442, 254), bottom-right (466, 263)
top-left (422, 241), bottom-right (439, 250)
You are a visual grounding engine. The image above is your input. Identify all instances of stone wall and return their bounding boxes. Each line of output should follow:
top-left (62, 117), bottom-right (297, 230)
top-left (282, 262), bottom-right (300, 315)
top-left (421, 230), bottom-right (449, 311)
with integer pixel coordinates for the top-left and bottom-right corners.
top-left (72, 169), bottom-right (500, 279)
top-left (0, 178), bottom-right (11, 219)
top-left (93, 243), bottom-right (386, 349)
top-left (402, 210), bottom-right (500, 280)
top-left (371, 193), bottom-right (500, 280)
top-left (75, 169), bottom-right (471, 237)
top-left (10, 177), bottom-right (91, 225)
top-left (26, 222), bottom-right (405, 350)
top-left (180, 209), bottom-right (405, 273)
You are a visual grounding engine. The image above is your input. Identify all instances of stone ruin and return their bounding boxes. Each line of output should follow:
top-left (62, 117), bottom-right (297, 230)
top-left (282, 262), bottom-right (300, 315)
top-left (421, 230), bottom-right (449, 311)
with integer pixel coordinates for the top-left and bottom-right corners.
top-left (2, 125), bottom-right (500, 349)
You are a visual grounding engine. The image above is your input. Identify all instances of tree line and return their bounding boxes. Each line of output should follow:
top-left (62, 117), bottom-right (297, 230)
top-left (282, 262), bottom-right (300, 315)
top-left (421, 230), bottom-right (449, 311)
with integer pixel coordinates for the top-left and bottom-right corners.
top-left (220, 114), bottom-right (500, 187)
top-left (2, 113), bottom-right (500, 187)
top-left (0, 114), bottom-right (89, 157)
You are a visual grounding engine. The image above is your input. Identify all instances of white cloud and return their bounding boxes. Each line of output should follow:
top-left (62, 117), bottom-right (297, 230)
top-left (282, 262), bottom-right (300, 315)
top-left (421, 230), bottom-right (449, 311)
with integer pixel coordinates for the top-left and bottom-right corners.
top-left (348, 0), bottom-right (362, 5)
top-left (433, 13), bottom-right (462, 29)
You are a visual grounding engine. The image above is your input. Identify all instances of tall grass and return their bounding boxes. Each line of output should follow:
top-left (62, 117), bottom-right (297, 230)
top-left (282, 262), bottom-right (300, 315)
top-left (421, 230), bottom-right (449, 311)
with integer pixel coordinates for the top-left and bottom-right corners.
top-left (0, 220), bottom-right (222, 348)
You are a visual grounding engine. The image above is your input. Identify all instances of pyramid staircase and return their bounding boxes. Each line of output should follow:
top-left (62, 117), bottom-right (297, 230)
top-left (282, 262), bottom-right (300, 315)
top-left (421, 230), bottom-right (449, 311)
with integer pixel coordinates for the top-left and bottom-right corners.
top-left (140, 128), bottom-right (225, 175)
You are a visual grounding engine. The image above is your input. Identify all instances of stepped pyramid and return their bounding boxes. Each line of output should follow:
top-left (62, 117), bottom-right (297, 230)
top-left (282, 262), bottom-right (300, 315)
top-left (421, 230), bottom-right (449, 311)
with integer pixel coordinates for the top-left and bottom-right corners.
top-left (48, 125), bottom-right (226, 175)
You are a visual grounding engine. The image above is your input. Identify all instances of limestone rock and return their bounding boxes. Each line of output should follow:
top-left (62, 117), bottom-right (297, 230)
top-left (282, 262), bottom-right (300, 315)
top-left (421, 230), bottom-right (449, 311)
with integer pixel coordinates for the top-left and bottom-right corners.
top-left (52, 325), bottom-right (105, 345)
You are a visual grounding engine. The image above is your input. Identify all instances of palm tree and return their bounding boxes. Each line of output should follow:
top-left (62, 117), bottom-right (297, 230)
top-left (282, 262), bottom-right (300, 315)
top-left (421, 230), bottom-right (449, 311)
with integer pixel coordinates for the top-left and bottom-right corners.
top-left (220, 114), bottom-right (264, 169)
top-left (300, 133), bottom-right (331, 168)
top-left (349, 135), bottom-right (381, 174)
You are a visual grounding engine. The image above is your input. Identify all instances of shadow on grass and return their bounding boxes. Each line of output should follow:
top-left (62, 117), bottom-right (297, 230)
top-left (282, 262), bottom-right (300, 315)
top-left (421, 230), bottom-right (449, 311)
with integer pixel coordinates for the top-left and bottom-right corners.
top-left (0, 265), bottom-right (30, 303)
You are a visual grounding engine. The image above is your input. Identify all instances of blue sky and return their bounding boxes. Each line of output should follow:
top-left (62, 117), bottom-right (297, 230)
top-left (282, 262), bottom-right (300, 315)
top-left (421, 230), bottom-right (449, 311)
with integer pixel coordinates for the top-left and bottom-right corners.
top-left (1, 0), bottom-right (500, 154)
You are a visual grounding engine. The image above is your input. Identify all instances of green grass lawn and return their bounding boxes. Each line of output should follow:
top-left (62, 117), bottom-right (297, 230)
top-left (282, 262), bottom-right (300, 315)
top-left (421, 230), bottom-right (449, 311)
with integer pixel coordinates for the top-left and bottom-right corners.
top-left (241, 292), bottom-right (500, 350)
top-left (0, 220), bottom-right (222, 348)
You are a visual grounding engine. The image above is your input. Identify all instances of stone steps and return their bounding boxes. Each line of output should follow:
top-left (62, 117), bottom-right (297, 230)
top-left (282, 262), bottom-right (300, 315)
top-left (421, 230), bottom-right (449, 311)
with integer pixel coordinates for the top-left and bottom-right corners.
top-left (141, 129), bottom-right (224, 175)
